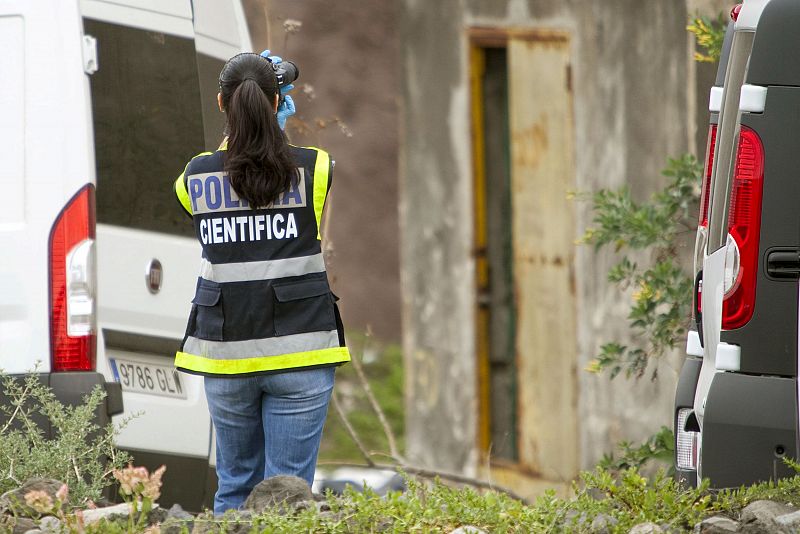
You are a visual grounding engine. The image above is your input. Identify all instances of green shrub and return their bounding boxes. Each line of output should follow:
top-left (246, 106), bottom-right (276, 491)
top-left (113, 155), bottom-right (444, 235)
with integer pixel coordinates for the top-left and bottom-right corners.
top-left (0, 372), bottom-right (130, 506)
top-left (599, 426), bottom-right (674, 475)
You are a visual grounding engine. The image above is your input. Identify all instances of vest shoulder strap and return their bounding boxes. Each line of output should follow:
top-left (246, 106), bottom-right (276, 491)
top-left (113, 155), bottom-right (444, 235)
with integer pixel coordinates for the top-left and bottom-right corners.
top-left (290, 144), bottom-right (333, 240)
top-left (308, 147), bottom-right (332, 240)
top-left (174, 151), bottom-right (213, 217)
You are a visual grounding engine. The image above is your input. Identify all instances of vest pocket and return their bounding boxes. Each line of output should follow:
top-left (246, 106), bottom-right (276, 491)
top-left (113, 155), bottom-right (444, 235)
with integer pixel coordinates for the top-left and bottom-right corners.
top-left (273, 279), bottom-right (337, 337)
top-left (192, 279), bottom-right (224, 341)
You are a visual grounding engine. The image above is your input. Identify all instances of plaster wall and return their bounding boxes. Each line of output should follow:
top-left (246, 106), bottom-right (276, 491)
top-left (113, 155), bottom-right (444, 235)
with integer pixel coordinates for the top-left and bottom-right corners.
top-left (400, 0), bottom-right (695, 475)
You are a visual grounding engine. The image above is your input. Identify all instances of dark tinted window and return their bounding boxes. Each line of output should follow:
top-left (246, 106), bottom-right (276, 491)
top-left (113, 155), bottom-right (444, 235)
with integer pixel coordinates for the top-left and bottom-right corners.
top-left (85, 19), bottom-right (205, 237)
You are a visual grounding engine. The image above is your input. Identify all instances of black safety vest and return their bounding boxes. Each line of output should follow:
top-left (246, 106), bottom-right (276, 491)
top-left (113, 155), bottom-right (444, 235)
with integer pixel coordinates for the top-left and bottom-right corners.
top-left (172, 142), bottom-right (350, 376)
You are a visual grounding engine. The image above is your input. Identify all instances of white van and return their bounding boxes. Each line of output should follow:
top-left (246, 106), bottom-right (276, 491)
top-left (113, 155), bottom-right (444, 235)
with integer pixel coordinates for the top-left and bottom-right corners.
top-left (0, 0), bottom-right (251, 509)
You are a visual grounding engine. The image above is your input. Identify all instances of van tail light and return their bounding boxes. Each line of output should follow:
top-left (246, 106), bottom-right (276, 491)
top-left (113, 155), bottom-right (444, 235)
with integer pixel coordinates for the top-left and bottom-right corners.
top-left (721, 126), bottom-right (764, 330)
top-left (49, 185), bottom-right (97, 371)
top-left (676, 408), bottom-right (699, 471)
top-left (731, 3), bottom-right (743, 22)
top-left (698, 124), bottom-right (718, 228)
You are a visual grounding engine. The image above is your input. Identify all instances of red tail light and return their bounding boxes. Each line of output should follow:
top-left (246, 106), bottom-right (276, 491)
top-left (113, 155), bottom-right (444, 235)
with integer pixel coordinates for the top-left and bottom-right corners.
top-left (699, 125), bottom-right (718, 227)
top-left (722, 126), bottom-right (764, 329)
top-left (731, 3), bottom-right (743, 22)
top-left (49, 185), bottom-right (97, 371)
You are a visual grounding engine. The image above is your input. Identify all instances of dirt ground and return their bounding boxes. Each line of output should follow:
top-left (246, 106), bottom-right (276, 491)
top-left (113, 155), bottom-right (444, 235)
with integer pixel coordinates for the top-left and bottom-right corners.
top-left (243, 0), bottom-right (402, 343)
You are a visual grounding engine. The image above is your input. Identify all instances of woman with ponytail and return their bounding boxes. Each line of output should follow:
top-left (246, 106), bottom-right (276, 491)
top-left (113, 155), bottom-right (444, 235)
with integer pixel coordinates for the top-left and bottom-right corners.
top-left (173, 51), bottom-right (350, 515)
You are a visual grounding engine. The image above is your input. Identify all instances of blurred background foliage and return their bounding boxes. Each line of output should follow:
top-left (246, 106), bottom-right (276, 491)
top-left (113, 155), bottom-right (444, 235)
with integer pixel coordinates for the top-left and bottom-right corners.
top-left (318, 335), bottom-right (404, 462)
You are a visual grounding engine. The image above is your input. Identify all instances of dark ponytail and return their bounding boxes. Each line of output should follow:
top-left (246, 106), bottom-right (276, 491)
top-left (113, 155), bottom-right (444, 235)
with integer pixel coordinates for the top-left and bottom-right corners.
top-left (219, 53), bottom-right (297, 208)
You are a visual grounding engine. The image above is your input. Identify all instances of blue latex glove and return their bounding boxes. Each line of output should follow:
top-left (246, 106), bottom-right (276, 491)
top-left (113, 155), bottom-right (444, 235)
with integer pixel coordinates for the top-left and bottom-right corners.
top-left (260, 49), bottom-right (296, 129)
top-left (276, 94), bottom-right (295, 130)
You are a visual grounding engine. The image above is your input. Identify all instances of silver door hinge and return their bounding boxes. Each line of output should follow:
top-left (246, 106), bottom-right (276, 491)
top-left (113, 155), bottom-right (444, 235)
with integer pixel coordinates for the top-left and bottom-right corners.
top-left (82, 34), bottom-right (98, 75)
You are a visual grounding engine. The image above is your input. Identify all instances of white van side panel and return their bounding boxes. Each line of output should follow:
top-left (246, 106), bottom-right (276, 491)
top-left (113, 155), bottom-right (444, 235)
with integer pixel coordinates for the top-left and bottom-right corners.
top-left (0, 0), bottom-right (94, 374)
top-left (0, 17), bottom-right (24, 226)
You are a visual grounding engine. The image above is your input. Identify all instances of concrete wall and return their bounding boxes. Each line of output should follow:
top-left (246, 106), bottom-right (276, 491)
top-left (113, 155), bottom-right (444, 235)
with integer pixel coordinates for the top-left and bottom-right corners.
top-left (400, 0), bottom-right (697, 477)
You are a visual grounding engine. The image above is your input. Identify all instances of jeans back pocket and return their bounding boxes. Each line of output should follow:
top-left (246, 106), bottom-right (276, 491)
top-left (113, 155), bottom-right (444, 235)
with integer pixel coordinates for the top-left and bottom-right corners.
top-left (192, 279), bottom-right (224, 341)
top-left (273, 278), bottom-right (337, 337)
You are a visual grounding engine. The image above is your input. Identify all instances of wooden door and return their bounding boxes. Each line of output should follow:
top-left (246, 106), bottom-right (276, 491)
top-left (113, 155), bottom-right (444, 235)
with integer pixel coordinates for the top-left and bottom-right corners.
top-left (508, 34), bottom-right (578, 481)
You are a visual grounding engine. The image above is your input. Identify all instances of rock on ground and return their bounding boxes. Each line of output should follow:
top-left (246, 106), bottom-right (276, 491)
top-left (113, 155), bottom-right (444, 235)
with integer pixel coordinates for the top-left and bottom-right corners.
top-left (6, 516), bottom-right (36, 534)
top-left (775, 509), bottom-right (800, 533)
top-left (629, 523), bottom-right (664, 534)
top-left (243, 475), bottom-right (313, 514)
top-left (740, 500), bottom-right (797, 533)
top-left (0, 478), bottom-right (64, 516)
top-left (451, 527), bottom-right (488, 534)
top-left (694, 515), bottom-right (741, 533)
top-left (592, 513), bottom-right (619, 533)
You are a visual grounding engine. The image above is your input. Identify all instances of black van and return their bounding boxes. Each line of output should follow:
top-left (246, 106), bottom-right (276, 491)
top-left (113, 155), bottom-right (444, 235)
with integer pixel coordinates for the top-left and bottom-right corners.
top-left (675, 0), bottom-right (800, 488)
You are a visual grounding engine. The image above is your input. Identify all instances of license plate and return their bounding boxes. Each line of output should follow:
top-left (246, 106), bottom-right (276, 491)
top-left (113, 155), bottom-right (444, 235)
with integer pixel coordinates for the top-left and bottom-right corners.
top-left (109, 358), bottom-right (187, 399)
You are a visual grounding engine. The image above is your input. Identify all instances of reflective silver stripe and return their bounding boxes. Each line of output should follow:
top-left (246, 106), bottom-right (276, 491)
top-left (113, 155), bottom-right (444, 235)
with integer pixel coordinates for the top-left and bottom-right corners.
top-left (183, 330), bottom-right (339, 359)
top-left (199, 253), bottom-right (326, 283)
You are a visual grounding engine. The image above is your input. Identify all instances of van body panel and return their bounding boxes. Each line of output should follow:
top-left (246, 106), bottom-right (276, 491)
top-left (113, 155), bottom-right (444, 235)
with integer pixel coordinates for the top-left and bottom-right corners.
top-left (700, 373), bottom-right (797, 487)
top-left (95, 225), bottom-right (200, 337)
top-left (721, 88), bottom-right (800, 377)
top-left (748, 0), bottom-right (800, 86)
top-left (94, 225), bottom-right (210, 457)
top-left (0, 0), bottom-right (94, 374)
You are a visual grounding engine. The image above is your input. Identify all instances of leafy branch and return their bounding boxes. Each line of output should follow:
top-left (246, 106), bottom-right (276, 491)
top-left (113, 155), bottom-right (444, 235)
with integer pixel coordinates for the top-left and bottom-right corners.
top-left (581, 155), bottom-right (703, 379)
top-left (687, 13), bottom-right (728, 63)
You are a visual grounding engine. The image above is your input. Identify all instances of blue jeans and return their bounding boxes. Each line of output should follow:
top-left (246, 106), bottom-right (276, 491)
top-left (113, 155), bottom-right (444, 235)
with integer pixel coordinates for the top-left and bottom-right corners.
top-left (204, 366), bottom-right (335, 515)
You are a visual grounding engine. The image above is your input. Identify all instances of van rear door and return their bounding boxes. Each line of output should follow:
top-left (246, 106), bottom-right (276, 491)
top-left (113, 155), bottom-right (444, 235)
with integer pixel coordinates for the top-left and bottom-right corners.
top-left (80, 0), bottom-right (210, 472)
top-left (79, 0), bottom-right (249, 506)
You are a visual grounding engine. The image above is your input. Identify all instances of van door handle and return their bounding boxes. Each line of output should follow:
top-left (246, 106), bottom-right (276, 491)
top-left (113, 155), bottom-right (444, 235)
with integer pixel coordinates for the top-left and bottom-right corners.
top-left (766, 248), bottom-right (800, 280)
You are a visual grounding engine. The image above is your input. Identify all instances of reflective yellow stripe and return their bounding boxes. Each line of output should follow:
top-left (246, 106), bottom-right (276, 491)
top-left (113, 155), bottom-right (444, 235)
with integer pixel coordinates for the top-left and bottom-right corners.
top-left (175, 346), bottom-right (350, 375)
top-left (174, 151), bottom-right (213, 216)
top-left (174, 170), bottom-right (193, 216)
top-left (312, 149), bottom-right (330, 240)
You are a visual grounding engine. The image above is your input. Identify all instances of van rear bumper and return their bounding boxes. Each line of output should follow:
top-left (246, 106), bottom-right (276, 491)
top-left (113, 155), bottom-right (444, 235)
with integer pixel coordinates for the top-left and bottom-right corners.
top-left (0, 372), bottom-right (123, 436)
top-left (49, 371), bottom-right (124, 417)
